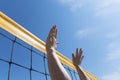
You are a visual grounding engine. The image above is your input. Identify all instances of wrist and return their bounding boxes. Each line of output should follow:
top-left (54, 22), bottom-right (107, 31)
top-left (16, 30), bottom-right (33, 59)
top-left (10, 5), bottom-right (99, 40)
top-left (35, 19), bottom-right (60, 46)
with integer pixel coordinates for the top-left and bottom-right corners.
top-left (74, 64), bottom-right (79, 68)
top-left (46, 47), bottom-right (56, 53)
top-left (74, 65), bottom-right (82, 70)
top-left (73, 63), bottom-right (79, 67)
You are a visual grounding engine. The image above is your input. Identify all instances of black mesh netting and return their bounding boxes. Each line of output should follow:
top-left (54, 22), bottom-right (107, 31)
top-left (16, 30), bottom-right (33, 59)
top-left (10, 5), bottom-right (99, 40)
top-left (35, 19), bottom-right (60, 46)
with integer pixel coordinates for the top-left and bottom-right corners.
top-left (0, 28), bottom-right (79, 80)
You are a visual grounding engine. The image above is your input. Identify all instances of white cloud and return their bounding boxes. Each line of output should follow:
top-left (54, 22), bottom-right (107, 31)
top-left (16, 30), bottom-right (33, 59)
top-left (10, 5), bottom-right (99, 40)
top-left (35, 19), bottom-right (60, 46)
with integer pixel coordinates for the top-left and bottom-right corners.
top-left (94, 0), bottom-right (120, 16)
top-left (95, 0), bottom-right (120, 9)
top-left (75, 27), bottom-right (99, 39)
top-left (105, 32), bottom-right (120, 61)
top-left (76, 28), bottom-right (94, 39)
top-left (102, 72), bottom-right (120, 80)
top-left (105, 42), bottom-right (120, 62)
top-left (101, 31), bottom-right (120, 80)
top-left (76, 29), bottom-right (90, 38)
top-left (57, 0), bottom-right (120, 16)
top-left (106, 48), bottom-right (120, 61)
top-left (57, 0), bottom-right (84, 10)
top-left (106, 32), bottom-right (120, 39)
top-left (102, 51), bottom-right (120, 80)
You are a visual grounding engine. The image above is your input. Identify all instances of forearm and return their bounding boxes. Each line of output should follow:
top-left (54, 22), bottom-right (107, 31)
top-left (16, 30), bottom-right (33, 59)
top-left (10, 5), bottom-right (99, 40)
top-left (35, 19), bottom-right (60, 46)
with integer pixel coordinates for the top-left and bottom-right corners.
top-left (47, 48), bottom-right (71, 80)
top-left (75, 65), bottom-right (90, 80)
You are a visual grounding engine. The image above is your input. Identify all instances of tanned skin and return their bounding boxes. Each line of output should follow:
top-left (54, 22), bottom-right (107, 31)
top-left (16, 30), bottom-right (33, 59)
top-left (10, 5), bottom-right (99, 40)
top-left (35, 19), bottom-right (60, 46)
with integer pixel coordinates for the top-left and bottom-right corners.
top-left (72, 48), bottom-right (90, 80)
top-left (46, 25), bottom-right (90, 80)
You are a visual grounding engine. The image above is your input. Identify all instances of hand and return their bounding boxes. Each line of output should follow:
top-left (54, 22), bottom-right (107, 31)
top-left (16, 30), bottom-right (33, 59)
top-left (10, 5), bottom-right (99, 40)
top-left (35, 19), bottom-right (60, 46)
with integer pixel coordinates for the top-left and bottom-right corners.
top-left (46, 25), bottom-right (58, 52)
top-left (72, 48), bottom-right (84, 66)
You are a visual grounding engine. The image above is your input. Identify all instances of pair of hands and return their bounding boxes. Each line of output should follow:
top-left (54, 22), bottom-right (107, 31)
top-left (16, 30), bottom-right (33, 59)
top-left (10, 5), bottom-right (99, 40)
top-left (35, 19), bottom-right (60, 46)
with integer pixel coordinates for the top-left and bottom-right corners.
top-left (46, 25), bottom-right (84, 66)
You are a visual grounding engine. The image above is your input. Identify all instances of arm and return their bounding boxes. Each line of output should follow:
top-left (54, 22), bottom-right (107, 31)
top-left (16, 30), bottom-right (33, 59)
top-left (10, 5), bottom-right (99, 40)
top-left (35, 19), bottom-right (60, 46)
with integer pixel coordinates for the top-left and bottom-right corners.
top-left (72, 48), bottom-right (90, 80)
top-left (46, 25), bottom-right (71, 80)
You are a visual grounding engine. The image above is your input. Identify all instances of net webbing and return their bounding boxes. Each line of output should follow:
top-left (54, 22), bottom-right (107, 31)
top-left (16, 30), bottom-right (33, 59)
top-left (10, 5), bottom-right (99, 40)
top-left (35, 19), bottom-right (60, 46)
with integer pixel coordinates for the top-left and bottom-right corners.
top-left (0, 29), bottom-right (79, 80)
top-left (0, 11), bottom-right (98, 80)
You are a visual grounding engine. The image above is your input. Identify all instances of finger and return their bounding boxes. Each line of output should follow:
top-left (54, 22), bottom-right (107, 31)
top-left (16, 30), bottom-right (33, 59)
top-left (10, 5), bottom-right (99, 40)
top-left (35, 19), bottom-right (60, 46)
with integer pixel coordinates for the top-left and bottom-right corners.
top-left (55, 27), bottom-right (58, 38)
top-left (53, 25), bottom-right (56, 33)
top-left (53, 25), bottom-right (57, 38)
top-left (48, 25), bottom-right (56, 37)
top-left (49, 26), bottom-right (55, 35)
top-left (46, 26), bottom-right (57, 48)
top-left (80, 55), bottom-right (84, 64)
top-left (51, 25), bottom-right (58, 38)
top-left (72, 53), bottom-right (75, 60)
top-left (76, 48), bottom-right (78, 57)
top-left (81, 55), bottom-right (84, 61)
top-left (79, 48), bottom-right (83, 58)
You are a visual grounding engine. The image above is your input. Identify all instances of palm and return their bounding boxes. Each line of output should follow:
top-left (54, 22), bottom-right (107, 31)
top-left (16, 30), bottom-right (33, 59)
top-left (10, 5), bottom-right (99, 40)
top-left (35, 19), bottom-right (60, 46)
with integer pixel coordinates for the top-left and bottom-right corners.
top-left (72, 48), bottom-right (84, 66)
top-left (46, 25), bottom-right (58, 52)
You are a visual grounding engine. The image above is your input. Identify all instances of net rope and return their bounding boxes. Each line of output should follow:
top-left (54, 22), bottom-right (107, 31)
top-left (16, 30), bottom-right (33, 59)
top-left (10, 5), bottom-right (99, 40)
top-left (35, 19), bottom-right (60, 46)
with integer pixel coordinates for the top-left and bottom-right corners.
top-left (0, 28), bottom-right (79, 80)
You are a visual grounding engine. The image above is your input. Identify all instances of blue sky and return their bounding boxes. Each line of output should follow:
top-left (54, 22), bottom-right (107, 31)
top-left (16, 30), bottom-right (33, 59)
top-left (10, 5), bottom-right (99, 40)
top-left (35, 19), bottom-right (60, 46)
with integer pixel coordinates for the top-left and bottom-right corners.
top-left (0, 0), bottom-right (120, 80)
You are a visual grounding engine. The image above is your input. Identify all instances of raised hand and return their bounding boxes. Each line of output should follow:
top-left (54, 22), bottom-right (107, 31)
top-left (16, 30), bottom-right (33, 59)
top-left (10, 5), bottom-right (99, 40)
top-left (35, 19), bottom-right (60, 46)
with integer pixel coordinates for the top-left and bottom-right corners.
top-left (46, 25), bottom-right (58, 52)
top-left (72, 48), bottom-right (84, 66)
top-left (46, 25), bottom-right (71, 80)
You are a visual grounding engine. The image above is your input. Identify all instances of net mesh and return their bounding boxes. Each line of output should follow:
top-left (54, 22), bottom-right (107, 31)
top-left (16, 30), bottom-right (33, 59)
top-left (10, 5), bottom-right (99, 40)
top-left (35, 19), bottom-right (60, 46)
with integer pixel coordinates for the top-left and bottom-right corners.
top-left (0, 28), bottom-right (80, 80)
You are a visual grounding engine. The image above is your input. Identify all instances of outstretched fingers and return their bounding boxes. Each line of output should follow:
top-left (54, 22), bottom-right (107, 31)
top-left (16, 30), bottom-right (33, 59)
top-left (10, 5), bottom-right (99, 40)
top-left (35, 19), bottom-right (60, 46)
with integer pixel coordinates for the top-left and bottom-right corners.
top-left (46, 25), bottom-right (58, 50)
top-left (72, 48), bottom-right (84, 66)
top-left (79, 48), bottom-right (83, 59)
top-left (72, 53), bottom-right (75, 60)
top-left (81, 55), bottom-right (84, 61)
top-left (48, 25), bottom-right (58, 38)
top-left (76, 48), bottom-right (79, 58)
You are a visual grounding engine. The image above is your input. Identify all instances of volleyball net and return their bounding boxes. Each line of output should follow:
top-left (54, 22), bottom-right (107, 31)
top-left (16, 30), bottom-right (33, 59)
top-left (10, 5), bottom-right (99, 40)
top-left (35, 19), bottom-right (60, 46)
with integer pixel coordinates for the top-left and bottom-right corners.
top-left (0, 11), bottom-right (98, 80)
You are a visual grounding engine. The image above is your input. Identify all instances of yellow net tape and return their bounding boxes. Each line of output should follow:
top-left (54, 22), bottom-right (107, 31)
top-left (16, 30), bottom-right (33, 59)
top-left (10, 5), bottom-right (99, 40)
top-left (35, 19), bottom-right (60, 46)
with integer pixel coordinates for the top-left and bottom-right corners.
top-left (0, 11), bottom-right (98, 80)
